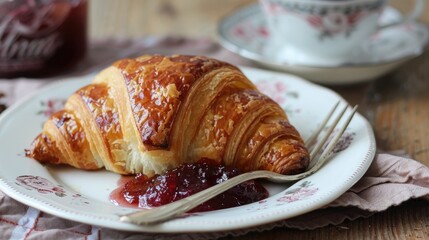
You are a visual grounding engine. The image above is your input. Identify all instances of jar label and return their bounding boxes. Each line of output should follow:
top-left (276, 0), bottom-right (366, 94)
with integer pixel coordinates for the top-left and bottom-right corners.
top-left (0, 1), bottom-right (71, 72)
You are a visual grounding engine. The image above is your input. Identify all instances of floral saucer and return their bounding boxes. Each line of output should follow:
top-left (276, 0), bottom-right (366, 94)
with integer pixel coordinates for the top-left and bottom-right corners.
top-left (218, 4), bottom-right (429, 84)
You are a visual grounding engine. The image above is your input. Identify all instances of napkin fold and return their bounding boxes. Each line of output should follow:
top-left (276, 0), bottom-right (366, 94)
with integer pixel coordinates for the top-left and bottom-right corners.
top-left (279, 153), bottom-right (429, 230)
top-left (1, 37), bottom-right (428, 240)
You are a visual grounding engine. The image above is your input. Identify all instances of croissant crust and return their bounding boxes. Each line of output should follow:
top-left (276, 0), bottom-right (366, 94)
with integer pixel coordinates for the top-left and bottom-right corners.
top-left (26, 55), bottom-right (309, 176)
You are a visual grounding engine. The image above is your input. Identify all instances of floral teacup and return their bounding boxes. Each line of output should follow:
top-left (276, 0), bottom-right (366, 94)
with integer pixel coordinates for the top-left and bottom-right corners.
top-left (259, 0), bottom-right (425, 63)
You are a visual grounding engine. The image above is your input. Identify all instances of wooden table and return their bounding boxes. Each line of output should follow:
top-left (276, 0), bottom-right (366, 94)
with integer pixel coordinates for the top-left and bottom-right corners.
top-left (90, 0), bottom-right (429, 239)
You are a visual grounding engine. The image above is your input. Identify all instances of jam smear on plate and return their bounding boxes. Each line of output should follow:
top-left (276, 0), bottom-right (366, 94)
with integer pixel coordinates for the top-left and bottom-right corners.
top-left (110, 159), bottom-right (268, 212)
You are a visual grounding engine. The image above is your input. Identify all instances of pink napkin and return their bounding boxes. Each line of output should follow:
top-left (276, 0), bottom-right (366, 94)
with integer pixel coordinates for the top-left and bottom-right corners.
top-left (1, 37), bottom-right (429, 240)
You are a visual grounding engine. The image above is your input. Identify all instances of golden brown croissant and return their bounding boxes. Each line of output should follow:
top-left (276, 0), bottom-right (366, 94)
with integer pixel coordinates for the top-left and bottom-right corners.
top-left (26, 55), bottom-right (309, 176)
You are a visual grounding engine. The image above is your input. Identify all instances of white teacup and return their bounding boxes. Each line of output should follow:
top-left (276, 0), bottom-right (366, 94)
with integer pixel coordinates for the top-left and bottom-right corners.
top-left (259, 0), bottom-right (426, 64)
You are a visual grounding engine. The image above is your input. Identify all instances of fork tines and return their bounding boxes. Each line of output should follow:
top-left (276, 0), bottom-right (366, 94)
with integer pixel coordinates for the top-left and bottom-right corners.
top-left (306, 102), bottom-right (358, 169)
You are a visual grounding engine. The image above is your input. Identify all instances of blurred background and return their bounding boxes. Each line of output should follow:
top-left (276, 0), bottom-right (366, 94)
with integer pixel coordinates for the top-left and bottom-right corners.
top-left (89, 0), bottom-right (429, 40)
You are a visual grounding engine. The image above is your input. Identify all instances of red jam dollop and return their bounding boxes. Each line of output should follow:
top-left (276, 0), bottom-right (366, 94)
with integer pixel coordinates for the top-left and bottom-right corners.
top-left (110, 159), bottom-right (268, 212)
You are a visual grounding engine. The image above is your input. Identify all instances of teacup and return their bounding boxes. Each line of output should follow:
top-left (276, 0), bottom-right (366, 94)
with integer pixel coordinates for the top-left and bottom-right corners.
top-left (259, 0), bottom-right (426, 64)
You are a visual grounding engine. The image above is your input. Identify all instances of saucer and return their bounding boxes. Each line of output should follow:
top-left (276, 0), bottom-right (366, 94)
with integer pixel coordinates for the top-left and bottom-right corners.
top-left (217, 4), bottom-right (429, 84)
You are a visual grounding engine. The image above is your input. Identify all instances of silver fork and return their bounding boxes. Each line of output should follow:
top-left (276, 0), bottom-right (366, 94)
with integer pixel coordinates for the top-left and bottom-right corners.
top-left (120, 102), bottom-right (358, 225)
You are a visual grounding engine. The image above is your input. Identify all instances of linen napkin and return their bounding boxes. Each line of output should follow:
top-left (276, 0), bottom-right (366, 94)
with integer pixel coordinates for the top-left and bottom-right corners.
top-left (0, 37), bottom-right (428, 240)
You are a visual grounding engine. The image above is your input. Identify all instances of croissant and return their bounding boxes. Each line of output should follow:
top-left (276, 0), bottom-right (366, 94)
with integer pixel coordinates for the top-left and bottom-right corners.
top-left (26, 55), bottom-right (309, 176)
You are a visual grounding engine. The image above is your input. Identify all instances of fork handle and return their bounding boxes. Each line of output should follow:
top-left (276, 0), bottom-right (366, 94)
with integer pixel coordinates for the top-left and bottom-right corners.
top-left (119, 170), bottom-right (274, 225)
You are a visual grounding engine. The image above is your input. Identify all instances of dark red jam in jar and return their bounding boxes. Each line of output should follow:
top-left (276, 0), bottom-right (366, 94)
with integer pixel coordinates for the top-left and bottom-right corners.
top-left (0, 0), bottom-right (87, 78)
top-left (110, 159), bottom-right (269, 212)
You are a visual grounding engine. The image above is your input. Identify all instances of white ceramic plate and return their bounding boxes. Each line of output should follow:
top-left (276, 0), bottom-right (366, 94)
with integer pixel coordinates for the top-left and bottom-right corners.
top-left (0, 67), bottom-right (375, 233)
top-left (218, 4), bottom-right (429, 84)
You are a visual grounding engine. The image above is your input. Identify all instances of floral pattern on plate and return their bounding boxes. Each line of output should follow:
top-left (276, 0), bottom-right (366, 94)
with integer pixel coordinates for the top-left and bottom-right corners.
top-left (15, 175), bottom-right (91, 205)
top-left (37, 98), bottom-right (66, 117)
top-left (255, 78), bottom-right (300, 115)
top-left (16, 175), bottom-right (67, 197)
top-left (277, 181), bottom-right (319, 203)
top-left (245, 181), bottom-right (318, 213)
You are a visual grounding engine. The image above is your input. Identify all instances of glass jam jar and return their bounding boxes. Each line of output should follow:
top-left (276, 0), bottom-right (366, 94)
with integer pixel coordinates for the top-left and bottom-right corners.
top-left (0, 0), bottom-right (87, 78)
